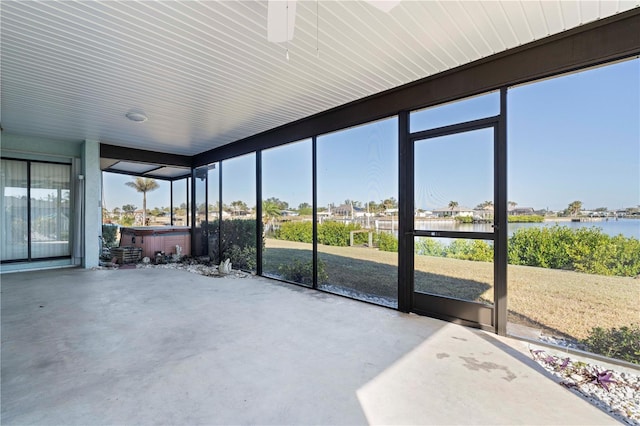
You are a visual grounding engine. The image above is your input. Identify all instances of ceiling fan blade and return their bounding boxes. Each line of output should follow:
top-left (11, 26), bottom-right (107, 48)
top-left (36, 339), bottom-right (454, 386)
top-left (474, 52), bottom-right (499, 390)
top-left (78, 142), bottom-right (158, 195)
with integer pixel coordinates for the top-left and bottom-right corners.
top-left (365, 0), bottom-right (401, 13)
top-left (267, 0), bottom-right (297, 43)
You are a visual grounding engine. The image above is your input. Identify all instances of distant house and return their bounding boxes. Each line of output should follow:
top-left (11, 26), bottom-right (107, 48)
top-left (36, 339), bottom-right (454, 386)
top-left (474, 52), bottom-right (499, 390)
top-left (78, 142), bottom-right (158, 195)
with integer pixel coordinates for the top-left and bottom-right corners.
top-left (473, 205), bottom-right (494, 220)
top-left (333, 203), bottom-right (366, 218)
top-left (509, 207), bottom-right (535, 215)
top-left (281, 210), bottom-right (299, 217)
top-left (415, 210), bottom-right (434, 218)
top-left (432, 206), bottom-right (474, 218)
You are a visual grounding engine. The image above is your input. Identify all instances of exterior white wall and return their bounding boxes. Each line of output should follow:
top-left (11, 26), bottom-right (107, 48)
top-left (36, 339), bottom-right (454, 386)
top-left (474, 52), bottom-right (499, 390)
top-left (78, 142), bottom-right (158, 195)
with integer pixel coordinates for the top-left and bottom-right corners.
top-left (1, 134), bottom-right (82, 158)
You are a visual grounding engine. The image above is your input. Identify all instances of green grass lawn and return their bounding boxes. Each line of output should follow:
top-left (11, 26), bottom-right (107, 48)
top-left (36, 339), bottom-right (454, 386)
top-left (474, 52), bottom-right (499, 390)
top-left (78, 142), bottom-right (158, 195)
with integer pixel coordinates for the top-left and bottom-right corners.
top-left (264, 238), bottom-right (639, 340)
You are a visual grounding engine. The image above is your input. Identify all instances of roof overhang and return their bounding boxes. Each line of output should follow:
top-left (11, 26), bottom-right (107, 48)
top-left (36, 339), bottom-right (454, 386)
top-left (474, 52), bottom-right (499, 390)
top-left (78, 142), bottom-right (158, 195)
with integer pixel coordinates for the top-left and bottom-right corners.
top-left (2, 1), bottom-right (638, 164)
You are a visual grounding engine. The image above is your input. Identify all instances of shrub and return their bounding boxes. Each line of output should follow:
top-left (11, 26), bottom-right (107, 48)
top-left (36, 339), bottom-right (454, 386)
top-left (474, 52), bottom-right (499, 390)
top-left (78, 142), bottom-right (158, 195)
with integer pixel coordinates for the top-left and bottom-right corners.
top-left (206, 219), bottom-right (260, 269)
top-left (317, 221), bottom-right (361, 246)
top-left (610, 235), bottom-right (640, 277)
top-left (277, 221), bottom-right (368, 246)
top-left (276, 221), bottom-right (313, 243)
top-left (508, 225), bottom-right (640, 277)
top-left (455, 216), bottom-right (473, 223)
top-left (278, 259), bottom-right (328, 285)
top-left (508, 215), bottom-right (544, 223)
top-left (226, 245), bottom-right (257, 271)
top-left (508, 225), bottom-right (574, 270)
top-left (446, 239), bottom-right (493, 262)
top-left (220, 219), bottom-right (257, 249)
top-left (581, 325), bottom-right (640, 365)
top-left (415, 238), bottom-right (446, 257)
top-left (415, 239), bottom-right (493, 263)
top-left (120, 215), bottom-right (135, 227)
top-left (565, 227), bottom-right (615, 276)
top-left (376, 232), bottom-right (398, 252)
top-left (102, 224), bottom-right (118, 248)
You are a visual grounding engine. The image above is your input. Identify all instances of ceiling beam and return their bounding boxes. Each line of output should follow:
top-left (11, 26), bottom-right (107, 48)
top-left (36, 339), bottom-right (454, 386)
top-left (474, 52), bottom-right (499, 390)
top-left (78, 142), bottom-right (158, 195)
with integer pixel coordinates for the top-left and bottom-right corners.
top-left (100, 143), bottom-right (192, 168)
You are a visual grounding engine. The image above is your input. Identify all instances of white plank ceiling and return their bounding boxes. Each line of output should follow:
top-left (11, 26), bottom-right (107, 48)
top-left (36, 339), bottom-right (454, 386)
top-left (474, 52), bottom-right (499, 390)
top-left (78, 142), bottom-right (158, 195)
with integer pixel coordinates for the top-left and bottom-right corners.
top-left (1, 1), bottom-right (637, 156)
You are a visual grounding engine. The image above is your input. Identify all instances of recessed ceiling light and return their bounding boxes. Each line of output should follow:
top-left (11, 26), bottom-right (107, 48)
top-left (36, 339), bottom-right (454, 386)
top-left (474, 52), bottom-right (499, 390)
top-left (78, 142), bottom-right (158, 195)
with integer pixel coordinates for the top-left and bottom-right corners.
top-left (126, 111), bottom-right (148, 122)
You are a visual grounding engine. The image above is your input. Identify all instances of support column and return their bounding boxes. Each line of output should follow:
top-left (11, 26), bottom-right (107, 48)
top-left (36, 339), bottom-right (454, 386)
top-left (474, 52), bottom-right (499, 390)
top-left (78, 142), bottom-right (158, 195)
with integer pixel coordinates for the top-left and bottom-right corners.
top-left (83, 139), bottom-right (101, 268)
top-left (398, 111), bottom-right (413, 313)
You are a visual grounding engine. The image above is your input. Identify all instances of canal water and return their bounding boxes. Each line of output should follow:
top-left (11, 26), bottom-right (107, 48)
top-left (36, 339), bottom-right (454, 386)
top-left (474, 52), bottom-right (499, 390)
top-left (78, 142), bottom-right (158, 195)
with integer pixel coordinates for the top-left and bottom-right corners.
top-left (368, 218), bottom-right (638, 241)
top-left (412, 218), bottom-right (639, 239)
top-left (508, 218), bottom-right (639, 239)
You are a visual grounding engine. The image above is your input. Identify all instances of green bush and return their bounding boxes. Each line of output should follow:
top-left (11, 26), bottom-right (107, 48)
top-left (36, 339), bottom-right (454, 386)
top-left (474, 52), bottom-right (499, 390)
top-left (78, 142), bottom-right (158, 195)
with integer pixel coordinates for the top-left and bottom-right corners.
top-left (454, 216), bottom-right (473, 223)
top-left (415, 238), bottom-right (446, 257)
top-left (102, 225), bottom-right (118, 248)
top-left (278, 259), bottom-right (328, 285)
top-left (276, 221), bottom-right (313, 243)
top-left (581, 325), bottom-right (640, 365)
top-left (206, 219), bottom-right (260, 269)
top-left (274, 221), bottom-right (639, 277)
top-left (565, 227), bottom-right (615, 276)
top-left (120, 215), bottom-right (135, 227)
top-left (415, 239), bottom-right (493, 262)
top-left (279, 221), bottom-right (389, 249)
top-left (446, 239), bottom-right (493, 262)
top-left (508, 225), bottom-right (640, 277)
top-left (508, 215), bottom-right (544, 223)
top-left (376, 232), bottom-right (398, 252)
top-left (317, 221), bottom-right (362, 246)
top-left (508, 225), bottom-right (574, 270)
top-left (226, 245), bottom-right (257, 271)
top-left (610, 234), bottom-right (640, 277)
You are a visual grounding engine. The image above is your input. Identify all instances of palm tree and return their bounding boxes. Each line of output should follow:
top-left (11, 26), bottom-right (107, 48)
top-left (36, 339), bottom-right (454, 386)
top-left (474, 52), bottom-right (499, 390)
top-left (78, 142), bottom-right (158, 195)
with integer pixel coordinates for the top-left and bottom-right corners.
top-left (262, 200), bottom-right (282, 233)
top-left (102, 207), bottom-right (110, 223)
top-left (476, 200), bottom-right (493, 210)
top-left (448, 200), bottom-right (459, 217)
top-left (567, 200), bottom-right (583, 217)
top-left (230, 200), bottom-right (248, 216)
top-left (382, 197), bottom-right (398, 210)
top-left (125, 177), bottom-right (159, 226)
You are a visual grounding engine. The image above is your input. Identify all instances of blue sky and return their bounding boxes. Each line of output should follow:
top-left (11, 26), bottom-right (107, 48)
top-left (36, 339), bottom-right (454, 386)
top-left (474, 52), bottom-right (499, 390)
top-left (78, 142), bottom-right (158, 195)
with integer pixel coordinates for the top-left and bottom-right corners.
top-left (103, 58), bottom-right (639, 213)
top-left (263, 139), bottom-right (312, 209)
top-left (508, 59), bottom-right (639, 211)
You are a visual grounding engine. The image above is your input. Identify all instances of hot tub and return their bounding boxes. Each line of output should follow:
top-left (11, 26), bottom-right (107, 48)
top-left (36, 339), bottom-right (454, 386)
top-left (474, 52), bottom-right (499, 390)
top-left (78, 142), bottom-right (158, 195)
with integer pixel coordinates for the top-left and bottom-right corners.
top-left (119, 226), bottom-right (191, 259)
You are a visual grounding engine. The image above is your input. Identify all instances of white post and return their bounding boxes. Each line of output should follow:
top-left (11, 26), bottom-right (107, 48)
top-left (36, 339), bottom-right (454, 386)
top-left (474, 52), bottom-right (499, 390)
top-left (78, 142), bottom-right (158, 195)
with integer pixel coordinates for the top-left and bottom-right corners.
top-left (83, 139), bottom-right (100, 268)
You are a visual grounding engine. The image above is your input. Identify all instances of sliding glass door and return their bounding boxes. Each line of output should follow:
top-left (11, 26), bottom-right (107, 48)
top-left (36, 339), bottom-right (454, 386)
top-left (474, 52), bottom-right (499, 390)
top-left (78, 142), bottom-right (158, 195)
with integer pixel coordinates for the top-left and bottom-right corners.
top-left (1, 159), bottom-right (72, 262)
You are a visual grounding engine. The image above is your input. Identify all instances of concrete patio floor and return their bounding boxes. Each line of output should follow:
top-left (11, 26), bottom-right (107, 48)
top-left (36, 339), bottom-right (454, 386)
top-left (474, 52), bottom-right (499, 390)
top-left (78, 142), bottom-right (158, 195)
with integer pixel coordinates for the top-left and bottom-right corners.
top-left (1, 267), bottom-right (618, 425)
